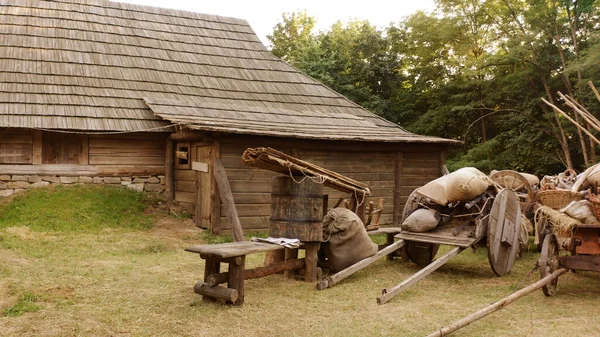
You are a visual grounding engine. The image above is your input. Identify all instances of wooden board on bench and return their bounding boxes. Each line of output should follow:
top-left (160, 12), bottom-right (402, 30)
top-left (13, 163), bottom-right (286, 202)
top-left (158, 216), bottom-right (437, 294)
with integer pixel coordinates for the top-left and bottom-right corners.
top-left (186, 241), bottom-right (290, 259)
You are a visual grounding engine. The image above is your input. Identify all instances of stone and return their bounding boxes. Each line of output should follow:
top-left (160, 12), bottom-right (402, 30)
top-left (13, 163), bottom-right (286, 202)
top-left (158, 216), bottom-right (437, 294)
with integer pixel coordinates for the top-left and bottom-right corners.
top-left (0, 189), bottom-right (14, 197)
top-left (41, 176), bottom-right (60, 183)
top-left (11, 175), bottom-right (28, 182)
top-left (121, 181), bottom-right (132, 186)
top-left (103, 177), bottom-right (121, 184)
top-left (92, 177), bottom-right (104, 184)
top-left (7, 181), bottom-right (30, 189)
top-left (78, 176), bottom-right (93, 183)
top-left (132, 177), bottom-right (147, 183)
top-left (144, 183), bottom-right (165, 192)
top-left (60, 176), bottom-right (79, 184)
top-left (30, 181), bottom-right (51, 189)
top-left (28, 175), bottom-right (41, 183)
top-left (159, 176), bottom-right (165, 184)
top-left (127, 183), bottom-right (145, 192)
top-left (147, 177), bottom-right (160, 184)
top-left (0, 182), bottom-right (5, 189)
top-left (0, 175), bottom-right (10, 181)
top-left (121, 177), bottom-right (132, 182)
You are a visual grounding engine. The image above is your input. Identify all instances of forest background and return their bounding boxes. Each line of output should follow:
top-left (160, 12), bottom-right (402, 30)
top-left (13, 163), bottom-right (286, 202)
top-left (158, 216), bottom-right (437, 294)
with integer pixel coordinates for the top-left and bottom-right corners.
top-left (267, 0), bottom-right (600, 175)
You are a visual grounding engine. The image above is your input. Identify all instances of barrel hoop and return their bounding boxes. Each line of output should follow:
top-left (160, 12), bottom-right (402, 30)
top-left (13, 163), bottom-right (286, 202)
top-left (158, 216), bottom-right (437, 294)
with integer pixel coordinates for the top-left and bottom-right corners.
top-left (270, 193), bottom-right (324, 198)
top-left (269, 218), bottom-right (322, 223)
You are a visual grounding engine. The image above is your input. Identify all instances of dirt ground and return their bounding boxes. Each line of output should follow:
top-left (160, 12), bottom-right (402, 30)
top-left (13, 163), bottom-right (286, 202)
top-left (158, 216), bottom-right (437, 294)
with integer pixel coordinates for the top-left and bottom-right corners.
top-left (1, 216), bottom-right (600, 337)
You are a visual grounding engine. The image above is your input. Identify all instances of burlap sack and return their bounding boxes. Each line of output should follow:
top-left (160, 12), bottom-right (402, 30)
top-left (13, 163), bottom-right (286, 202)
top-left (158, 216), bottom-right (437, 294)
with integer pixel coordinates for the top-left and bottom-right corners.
top-left (445, 167), bottom-right (491, 202)
top-left (321, 208), bottom-right (378, 273)
top-left (401, 208), bottom-right (441, 233)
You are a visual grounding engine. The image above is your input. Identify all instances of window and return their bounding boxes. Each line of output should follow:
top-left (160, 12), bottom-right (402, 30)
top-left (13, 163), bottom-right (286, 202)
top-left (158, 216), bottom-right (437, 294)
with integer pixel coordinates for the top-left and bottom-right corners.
top-left (175, 142), bottom-right (191, 169)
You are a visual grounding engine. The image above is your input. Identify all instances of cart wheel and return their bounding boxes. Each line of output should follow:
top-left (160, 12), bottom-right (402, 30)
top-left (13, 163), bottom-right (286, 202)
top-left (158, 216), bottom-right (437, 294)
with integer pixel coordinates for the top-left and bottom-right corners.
top-left (406, 241), bottom-right (440, 267)
top-left (489, 170), bottom-right (534, 214)
top-left (535, 216), bottom-right (551, 252)
top-left (488, 189), bottom-right (521, 276)
top-left (539, 234), bottom-right (560, 296)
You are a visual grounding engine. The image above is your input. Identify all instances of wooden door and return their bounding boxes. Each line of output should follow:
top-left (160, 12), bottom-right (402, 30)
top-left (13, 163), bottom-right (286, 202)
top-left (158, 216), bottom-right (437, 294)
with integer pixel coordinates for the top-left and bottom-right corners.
top-left (195, 144), bottom-right (213, 228)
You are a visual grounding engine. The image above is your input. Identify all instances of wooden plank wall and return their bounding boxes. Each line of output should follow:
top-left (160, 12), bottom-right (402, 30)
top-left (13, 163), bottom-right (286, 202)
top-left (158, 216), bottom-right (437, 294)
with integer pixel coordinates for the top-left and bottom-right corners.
top-left (399, 151), bottom-right (442, 206)
top-left (298, 149), bottom-right (397, 225)
top-left (89, 134), bottom-right (166, 165)
top-left (0, 128), bottom-right (33, 164)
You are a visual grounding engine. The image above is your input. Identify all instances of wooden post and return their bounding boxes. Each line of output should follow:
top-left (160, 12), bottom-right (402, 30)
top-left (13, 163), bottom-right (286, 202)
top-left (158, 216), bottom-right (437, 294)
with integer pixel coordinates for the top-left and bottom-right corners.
top-left (304, 243), bottom-right (319, 283)
top-left (284, 248), bottom-right (299, 280)
top-left (202, 259), bottom-right (220, 303)
top-left (165, 139), bottom-right (175, 202)
top-left (426, 268), bottom-right (568, 337)
top-left (316, 239), bottom-right (405, 290)
top-left (32, 130), bottom-right (42, 165)
top-left (377, 246), bottom-right (465, 305)
top-left (392, 152), bottom-right (403, 226)
top-left (213, 158), bottom-right (244, 242)
top-left (227, 255), bottom-right (245, 305)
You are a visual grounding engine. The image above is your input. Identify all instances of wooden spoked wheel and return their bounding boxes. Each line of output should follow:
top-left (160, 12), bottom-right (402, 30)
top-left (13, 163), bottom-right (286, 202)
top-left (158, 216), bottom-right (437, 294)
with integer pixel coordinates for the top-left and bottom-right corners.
top-left (406, 241), bottom-right (440, 266)
top-left (539, 234), bottom-right (560, 296)
top-left (489, 170), bottom-right (534, 213)
top-left (401, 189), bottom-right (440, 266)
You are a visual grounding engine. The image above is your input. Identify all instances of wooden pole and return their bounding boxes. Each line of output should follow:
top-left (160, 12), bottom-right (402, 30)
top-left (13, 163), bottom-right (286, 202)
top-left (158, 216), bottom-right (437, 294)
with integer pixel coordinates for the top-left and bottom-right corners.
top-left (213, 158), bottom-right (245, 242)
top-left (589, 81), bottom-right (600, 103)
top-left (377, 246), bottom-right (465, 305)
top-left (425, 268), bottom-right (568, 337)
top-left (316, 239), bottom-right (405, 290)
top-left (541, 98), bottom-right (600, 146)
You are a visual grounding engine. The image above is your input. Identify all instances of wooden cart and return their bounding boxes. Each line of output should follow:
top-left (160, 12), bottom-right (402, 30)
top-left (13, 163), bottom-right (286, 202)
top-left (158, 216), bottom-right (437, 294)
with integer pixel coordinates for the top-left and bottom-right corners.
top-left (538, 223), bottom-right (600, 296)
top-left (377, 187), bottom-right (522, 304)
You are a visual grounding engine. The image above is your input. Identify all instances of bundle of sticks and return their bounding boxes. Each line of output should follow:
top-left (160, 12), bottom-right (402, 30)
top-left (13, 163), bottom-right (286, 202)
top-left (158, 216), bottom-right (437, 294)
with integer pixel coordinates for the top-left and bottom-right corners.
top-left (241, 147), bottom-right (371, 196)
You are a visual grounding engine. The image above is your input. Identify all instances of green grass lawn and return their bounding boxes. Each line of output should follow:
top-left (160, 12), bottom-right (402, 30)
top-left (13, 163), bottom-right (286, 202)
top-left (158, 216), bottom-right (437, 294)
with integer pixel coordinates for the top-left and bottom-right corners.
top-left (1, 186), bottom-right (600, 337)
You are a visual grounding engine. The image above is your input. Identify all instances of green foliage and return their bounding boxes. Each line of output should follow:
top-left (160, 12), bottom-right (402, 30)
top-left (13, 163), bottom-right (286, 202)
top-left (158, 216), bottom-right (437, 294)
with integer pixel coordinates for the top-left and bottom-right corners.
top-left (3, 292), bottom-right (42, 317)
top-left (269, 1), bottom-right (600, 174)
top-left (0, 185), bottom-right (159, 232)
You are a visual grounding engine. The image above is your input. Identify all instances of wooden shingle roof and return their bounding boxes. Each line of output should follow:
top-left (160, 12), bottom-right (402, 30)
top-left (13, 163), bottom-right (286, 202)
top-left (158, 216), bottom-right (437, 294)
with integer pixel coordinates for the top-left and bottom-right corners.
top-left (0, 0), bottom-right (457, 144)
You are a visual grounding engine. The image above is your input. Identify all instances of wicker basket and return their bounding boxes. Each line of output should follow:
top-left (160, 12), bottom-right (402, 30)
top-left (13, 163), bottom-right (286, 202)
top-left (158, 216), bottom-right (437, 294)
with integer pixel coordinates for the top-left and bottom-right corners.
top-left (588, 190), bottom-right (600, 220)
top-left (537, 190), bottom-right (583, 210)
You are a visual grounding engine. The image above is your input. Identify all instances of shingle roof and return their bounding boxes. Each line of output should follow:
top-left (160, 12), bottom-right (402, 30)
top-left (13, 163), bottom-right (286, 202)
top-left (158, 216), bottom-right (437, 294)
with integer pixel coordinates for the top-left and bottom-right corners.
top-left (0, 0), bottom-right (457, 144)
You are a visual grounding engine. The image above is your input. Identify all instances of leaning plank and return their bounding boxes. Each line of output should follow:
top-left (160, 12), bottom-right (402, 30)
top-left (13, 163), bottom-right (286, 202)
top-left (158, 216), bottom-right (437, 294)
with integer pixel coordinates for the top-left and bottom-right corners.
top-left (426, 268), bottom-right (568, 337)
top-left (213, 158), bottom-right (245, 242)
top-left (377, 246), bottom-right (465, 305)
top-left (193, 282), bottom-right (239, 303)
top-left (316, 239), bottom-right (405, 290)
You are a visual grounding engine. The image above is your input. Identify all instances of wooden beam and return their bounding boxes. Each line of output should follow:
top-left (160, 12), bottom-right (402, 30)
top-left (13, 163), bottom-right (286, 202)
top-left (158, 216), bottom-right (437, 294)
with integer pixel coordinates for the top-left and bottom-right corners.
top-left (377, 246), bottom-right (465, 305)
top-left (425, 268), bottom-right (568, 337)
top-left (32, 130), bottom-right (42, 165)
top-left (0, 164), bottom-right (164, 176)
top-left (316, 239), bottom-right (405, 290)
top-left (213, 157), bottom-right (244, 241)
top-left (392, 152), bottom-right (403, 226)
top-left (206, 258), bottom-right (305, 286)
top-left (193, 282), bottom-right (239, 303)
top-left (165, 140), bottom-right (175, 202)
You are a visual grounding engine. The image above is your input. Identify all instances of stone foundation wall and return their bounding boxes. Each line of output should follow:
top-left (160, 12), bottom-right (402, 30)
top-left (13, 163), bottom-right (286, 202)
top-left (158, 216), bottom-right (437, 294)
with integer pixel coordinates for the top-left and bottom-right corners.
top-left (0, 174), bottom-right (166, 197)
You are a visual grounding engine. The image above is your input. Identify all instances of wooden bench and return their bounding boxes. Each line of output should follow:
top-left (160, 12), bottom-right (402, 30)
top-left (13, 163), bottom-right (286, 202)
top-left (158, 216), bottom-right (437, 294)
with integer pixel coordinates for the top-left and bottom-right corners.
top-left (185, 241), bottom-right (317, 305)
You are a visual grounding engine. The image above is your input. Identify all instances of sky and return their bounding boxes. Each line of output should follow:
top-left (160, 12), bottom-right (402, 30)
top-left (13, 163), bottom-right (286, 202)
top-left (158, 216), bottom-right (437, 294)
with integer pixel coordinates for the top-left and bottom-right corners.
top-left (118, 0), bottom-right (436, 45)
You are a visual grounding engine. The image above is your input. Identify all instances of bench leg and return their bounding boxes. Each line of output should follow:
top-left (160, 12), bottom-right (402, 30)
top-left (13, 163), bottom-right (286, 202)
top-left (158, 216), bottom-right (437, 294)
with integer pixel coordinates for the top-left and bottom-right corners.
top-left (386, 234), bottom-right (395, 261)
top-left (227, 256), bottom-right (245, 306)
top-left (203, 258), bottom-right (220, 302)
top-left (304, 243), bottom-right (319, 283)
top-left (284, 248), bottom-right (299, 280)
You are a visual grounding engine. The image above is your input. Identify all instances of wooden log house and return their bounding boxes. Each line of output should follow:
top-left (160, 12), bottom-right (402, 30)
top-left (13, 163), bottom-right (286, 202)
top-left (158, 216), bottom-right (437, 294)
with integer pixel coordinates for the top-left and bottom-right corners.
top-left (0, 0), bottom-right (458, 232)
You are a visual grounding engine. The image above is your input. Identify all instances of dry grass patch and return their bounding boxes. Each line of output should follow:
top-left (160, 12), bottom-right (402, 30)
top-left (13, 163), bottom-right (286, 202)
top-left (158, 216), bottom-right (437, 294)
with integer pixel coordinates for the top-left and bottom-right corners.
top-left (1, 187), bottom-right (600, 336)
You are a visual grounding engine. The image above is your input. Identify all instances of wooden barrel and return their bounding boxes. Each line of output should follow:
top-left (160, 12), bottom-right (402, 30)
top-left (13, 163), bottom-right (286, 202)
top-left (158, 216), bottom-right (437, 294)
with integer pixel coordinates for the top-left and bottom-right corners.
top-left (270, 176), bottom-right (324, 242)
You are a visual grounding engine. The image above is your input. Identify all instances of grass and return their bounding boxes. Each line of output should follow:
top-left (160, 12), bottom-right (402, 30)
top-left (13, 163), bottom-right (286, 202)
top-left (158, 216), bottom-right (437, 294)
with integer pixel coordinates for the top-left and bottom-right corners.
top-left (1, 186), bottom-right (600, 336)
top-left (0, 185), bottom-right (160, 232)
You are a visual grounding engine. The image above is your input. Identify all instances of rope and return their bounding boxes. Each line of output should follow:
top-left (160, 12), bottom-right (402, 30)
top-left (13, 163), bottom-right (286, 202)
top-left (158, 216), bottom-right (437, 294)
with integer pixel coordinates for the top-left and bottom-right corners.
top-left (505, 263), bottom-right (539, 297)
